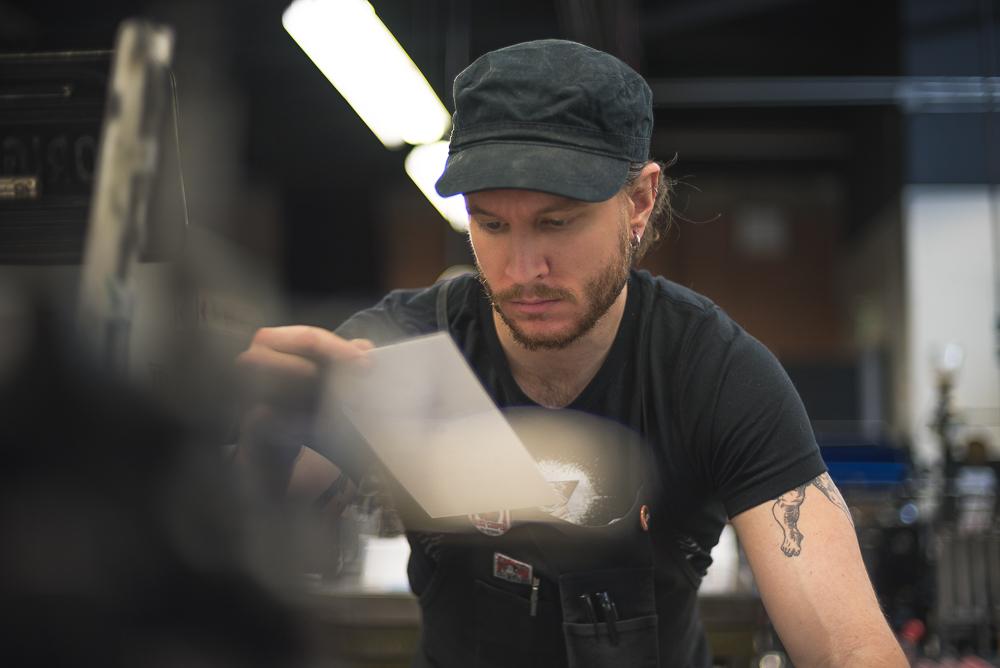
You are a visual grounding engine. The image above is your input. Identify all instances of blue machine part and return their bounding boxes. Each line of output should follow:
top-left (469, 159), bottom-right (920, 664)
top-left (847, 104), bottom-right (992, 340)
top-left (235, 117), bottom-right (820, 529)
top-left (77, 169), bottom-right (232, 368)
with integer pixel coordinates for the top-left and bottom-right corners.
top-left (818, 442), bottom-right (911, 486)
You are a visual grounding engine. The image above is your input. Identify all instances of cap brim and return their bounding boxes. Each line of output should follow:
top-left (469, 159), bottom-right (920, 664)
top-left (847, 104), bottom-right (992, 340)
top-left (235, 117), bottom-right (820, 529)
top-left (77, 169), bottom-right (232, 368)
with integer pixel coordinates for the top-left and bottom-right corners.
top-left (435, 142), bottom-right (630, 202)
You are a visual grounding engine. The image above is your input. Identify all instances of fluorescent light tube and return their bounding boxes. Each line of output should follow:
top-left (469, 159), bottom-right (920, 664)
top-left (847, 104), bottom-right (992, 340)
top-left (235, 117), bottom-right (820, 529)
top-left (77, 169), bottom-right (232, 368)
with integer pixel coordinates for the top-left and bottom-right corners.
top-left (405, 141), bottom-right (469, 232)
top-left (283, 0), bottom-right (452, 148)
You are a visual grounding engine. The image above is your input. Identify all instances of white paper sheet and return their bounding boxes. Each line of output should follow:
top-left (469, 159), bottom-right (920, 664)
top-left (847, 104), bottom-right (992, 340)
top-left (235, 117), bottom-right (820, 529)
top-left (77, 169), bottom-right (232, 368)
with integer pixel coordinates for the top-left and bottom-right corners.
top-left (335, 332), bottom-right (561, 518)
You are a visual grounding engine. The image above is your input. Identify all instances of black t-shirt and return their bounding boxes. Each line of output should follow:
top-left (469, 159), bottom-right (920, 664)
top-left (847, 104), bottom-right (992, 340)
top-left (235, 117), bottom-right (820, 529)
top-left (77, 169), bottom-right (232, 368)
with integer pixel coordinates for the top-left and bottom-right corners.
top-left (334, 270), bottom-right (826, 575)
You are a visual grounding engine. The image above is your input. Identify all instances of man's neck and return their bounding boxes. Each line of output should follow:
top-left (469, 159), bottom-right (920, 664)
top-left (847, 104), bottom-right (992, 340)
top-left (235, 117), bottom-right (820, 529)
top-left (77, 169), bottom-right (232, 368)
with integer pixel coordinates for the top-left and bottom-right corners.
top-left (494, 286), bottom-right (628, 409)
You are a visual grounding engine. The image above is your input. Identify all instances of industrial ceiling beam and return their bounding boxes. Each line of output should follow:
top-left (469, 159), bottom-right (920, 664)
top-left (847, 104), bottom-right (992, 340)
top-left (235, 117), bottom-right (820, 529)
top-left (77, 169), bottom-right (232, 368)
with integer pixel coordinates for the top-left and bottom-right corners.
top-left (640, 0), bottom-right (815, 37)
top-left (647, 76), bottom-right (1000, 113)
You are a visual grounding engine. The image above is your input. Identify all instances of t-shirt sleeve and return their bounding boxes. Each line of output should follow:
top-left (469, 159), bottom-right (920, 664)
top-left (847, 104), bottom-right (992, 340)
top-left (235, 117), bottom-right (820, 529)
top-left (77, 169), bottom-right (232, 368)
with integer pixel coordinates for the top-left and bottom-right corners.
top-left (334, 286), bottom-right (441, 345)
top-left (334, 302), bottom-right (410, 345)
top-left (680, 306), bottom-right (827, 519)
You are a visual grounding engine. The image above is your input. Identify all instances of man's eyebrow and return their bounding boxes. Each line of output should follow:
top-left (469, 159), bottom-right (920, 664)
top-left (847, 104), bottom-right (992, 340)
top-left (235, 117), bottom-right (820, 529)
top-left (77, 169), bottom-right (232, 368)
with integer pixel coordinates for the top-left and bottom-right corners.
top-left (466, 204), bottom-right (493, 217)
top-left (538, 199), bottom-right (588, 214)
top-left (466, 199), bottom-right (588, 217)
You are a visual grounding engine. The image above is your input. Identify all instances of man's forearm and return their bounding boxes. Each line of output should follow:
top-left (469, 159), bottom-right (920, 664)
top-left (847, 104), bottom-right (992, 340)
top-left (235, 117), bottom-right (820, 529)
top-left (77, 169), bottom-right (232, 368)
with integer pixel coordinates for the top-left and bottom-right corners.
top-left (284, 445), bottom-right (358, 517)
top-left (814, 640), bottom-right (907, 668)
top-left (734, 473), bottom-right (907, 668)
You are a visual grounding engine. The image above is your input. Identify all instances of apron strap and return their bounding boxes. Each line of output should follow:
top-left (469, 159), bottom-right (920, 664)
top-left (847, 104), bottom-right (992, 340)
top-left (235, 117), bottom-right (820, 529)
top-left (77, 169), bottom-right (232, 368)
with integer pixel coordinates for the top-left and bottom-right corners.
top-left (436, 278), bottom-right (452, 334)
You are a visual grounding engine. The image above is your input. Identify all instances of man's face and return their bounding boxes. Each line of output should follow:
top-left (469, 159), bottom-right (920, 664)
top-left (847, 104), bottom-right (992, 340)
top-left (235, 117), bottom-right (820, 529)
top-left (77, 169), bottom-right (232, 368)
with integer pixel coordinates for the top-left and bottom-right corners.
top-left (466, 189), bottom-right (633, 351)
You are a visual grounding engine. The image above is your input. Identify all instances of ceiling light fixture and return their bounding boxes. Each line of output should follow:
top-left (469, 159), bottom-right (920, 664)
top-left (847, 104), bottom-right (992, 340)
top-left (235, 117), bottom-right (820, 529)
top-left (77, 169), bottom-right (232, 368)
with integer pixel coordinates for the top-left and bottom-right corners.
top-left (282, 0), bottom-right (451, 149)
top-left (404, 141), bottom-right (468, 232)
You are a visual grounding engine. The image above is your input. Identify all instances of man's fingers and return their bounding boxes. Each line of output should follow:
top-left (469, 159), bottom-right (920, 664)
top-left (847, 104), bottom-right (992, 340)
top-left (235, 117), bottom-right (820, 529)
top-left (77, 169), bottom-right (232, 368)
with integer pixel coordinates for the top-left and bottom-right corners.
top-left (235, 346), bottom-right (319, 378)
top-left (351, 338), bottom-right (375, 352)
top-left (234, 327), bottom-right (375, 411)
top-left (345, 339), bottom-right (375, 375)
top-left (251, 326), bottom-right (371, 368)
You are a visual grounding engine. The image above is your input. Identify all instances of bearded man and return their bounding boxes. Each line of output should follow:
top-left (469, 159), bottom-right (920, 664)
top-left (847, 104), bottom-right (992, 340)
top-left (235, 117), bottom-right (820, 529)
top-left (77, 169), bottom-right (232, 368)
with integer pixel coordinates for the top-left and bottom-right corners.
top-left (236, 40), bottom-right (906, 668)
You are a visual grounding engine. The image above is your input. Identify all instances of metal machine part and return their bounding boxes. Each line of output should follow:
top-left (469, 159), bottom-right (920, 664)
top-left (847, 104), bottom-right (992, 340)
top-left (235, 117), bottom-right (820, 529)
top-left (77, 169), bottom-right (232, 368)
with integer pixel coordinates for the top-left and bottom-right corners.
top-left (76, 21), bottom-right (174, 374)
top-left (0, 50), bottom-right (108, 263)
top-left (0, 176), bottom-right (39, 199)
top-left (936, 529), bottom-right (1000, 656)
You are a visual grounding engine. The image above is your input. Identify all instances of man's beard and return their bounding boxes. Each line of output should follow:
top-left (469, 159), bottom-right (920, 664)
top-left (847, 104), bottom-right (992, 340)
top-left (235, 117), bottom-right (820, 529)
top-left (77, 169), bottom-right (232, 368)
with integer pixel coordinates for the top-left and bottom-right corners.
top-left (477, 228), bottom-right (633, 352)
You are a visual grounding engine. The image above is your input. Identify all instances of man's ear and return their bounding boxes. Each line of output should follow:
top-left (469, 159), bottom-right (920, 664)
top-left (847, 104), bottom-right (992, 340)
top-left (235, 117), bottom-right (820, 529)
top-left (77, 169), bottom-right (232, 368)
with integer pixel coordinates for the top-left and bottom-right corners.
top-left (630, 162), bottom-right (661, 241)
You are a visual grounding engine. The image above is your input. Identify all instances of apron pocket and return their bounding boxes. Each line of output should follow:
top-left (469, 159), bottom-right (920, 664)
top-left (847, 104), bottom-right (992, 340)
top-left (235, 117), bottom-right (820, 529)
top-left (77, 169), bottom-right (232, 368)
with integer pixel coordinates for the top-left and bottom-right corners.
top-left (474, 579), bottom-right (564, 668)
top-left (558, 567), bottom-right (658, 668)
top-left (562, 616), bottom-right (659, 668)
top-left (558, 567), bottom-right (656, 621)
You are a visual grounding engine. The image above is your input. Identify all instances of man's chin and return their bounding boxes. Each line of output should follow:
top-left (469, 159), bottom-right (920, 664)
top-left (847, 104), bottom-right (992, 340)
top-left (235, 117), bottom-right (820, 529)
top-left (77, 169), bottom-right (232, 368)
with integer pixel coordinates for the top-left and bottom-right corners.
top-left (501, 316), bottom-right (583, 352)
top-left (511, 332), bottom-right (576, 352)
top-left (498, 306), bottom-right (549, 324)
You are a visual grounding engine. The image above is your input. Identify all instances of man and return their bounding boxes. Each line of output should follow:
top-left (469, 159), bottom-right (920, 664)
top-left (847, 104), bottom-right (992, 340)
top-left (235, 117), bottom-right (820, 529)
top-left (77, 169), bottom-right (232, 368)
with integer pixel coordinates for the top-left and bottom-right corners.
top-left (237, 40), bottom-right (906, 667)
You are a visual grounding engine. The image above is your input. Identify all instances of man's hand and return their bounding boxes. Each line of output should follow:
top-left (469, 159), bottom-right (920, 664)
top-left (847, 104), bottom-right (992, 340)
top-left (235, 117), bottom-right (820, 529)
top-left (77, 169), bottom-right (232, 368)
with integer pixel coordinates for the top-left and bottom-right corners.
top-left (233, 326), bottom-right (373, 511)
top-left (235, 326), bottom-right (373, 439)
top-left (237, 325), bottom-right (372, 409)
top-left (238, 326), bottom-right (374, 375)
top-left (732, 473), bottom-right (907, 668)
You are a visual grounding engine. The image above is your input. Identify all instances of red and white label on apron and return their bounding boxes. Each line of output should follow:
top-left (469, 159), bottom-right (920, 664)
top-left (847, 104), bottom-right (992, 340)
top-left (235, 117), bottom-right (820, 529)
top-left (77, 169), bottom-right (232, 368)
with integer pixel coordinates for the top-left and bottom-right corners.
top-left (469, 509), bottom-right (511, 536)
top-left (493, 552), bottom-right (533, 585)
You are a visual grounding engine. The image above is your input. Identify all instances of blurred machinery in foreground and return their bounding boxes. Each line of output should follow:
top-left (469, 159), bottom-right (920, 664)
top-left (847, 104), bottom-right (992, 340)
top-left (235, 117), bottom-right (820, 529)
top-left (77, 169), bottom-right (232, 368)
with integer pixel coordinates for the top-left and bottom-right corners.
top-left (0, 19), bottom-right (312, 667)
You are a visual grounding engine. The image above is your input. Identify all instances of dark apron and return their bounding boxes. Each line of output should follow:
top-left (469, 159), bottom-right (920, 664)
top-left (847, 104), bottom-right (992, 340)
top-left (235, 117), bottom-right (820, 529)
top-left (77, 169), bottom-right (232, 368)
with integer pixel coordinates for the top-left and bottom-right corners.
top-left (399, 280), bottom-right (711, 668)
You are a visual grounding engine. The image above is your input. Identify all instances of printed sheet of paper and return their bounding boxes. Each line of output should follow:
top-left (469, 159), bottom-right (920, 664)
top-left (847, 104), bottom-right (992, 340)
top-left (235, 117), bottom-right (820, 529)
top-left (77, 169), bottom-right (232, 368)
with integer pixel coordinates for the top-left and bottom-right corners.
top-left (336, 332), bottom-right (561, 518)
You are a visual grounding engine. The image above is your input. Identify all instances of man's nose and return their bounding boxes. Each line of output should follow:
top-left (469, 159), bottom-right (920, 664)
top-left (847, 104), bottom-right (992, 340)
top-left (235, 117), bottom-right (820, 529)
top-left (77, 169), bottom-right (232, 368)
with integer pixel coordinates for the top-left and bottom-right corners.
top-left (505, 232), bottom-right (548, 285)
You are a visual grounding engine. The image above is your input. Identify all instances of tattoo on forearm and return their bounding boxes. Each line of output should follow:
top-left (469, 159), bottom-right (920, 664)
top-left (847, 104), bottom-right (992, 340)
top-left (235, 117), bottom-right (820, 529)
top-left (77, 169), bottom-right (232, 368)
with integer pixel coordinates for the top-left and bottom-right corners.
top-left (312, 472), bottom-right (350, 513)
top-left (771, 473), bottom-right (853, 557)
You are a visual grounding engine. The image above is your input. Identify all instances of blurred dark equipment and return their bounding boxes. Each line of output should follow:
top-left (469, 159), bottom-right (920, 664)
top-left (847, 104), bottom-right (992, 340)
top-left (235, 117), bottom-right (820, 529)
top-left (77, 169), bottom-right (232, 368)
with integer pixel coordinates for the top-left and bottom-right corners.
top-left (0, 50), bottom-right (106, 263)
top-left (0, 305), bottom-right (311, 667)
top-left (0, 18), bottom-right (312, 668)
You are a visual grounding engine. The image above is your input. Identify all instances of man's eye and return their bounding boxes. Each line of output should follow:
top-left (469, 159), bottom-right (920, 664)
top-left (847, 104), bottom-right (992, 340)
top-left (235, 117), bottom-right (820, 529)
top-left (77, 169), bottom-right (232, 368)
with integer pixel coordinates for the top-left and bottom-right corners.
top-left (547, 219), bottom-right (568, 228)
top-left (482, 221), bottom-right (502, 231)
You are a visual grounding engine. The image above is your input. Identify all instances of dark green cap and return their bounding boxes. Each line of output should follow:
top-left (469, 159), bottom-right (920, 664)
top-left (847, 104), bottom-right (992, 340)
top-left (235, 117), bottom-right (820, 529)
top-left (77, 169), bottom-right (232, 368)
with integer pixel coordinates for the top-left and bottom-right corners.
top-left (435, 39), bottom-right (653, 202)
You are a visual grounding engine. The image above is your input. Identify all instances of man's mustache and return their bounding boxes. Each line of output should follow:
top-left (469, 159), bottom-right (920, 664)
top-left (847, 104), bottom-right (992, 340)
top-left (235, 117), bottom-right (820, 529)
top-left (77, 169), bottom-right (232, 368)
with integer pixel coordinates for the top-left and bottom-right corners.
top-left (491, 282), bottom-right (578, 304)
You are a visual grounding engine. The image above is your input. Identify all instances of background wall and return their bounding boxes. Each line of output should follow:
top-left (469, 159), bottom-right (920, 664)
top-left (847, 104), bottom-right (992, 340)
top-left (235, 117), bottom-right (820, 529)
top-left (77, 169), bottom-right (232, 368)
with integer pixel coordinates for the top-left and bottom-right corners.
top-left (904, 186), bottom-right (1000, 463)
top-left (640, 172), bottom-right (848, 362)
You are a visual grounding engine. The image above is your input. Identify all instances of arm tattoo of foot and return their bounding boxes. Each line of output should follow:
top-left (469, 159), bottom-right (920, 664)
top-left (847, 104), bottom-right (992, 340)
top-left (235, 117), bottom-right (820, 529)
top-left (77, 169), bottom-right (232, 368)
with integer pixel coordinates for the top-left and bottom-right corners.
top-left (312, 472), bottom-right (350, 513)
top-left (771, 473), bottom-right (853, 557)
top-left (773, 484), bottom-right (807, 556)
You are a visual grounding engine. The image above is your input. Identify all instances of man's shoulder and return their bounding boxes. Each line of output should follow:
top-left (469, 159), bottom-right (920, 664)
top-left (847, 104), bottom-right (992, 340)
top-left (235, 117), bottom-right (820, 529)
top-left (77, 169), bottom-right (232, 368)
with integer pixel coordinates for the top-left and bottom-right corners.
top-left (632, 270), bottom-right (730, 329)
top-left (630, 271), bottom-right (756, 372)
top-left (334, 274), bottom-right (480, 344)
